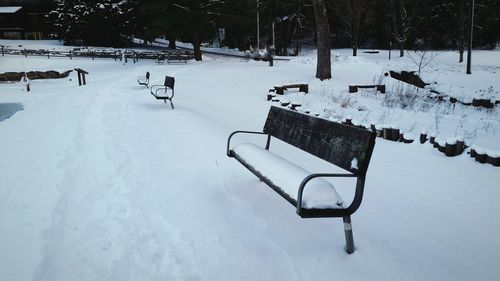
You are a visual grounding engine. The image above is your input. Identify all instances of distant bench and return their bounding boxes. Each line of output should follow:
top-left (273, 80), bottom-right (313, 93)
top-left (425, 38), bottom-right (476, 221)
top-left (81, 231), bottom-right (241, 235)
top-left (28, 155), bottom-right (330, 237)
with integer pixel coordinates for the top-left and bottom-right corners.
top-left (227, 106), bottom-right (376, 254)
top-left (167, 52), bottom-right (194, 64)
top-left (137, 71), bottom-right (150, 88)
top-left (167, 55), bottom-right (189, 64)
top-left (271, 84), bottom-right (309, 95)
top-left (155, 55), bottom-right (165, 64)
top-left (349, 84), bottom-right (386, 94)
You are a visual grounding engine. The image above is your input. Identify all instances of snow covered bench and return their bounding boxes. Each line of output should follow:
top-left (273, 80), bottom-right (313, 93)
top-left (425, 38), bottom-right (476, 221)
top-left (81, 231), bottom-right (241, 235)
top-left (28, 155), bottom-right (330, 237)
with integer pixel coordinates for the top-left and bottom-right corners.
top-left (272, 84), bottom-right (309, 95)
top-left (349, 84), bottom-right (386, 94)
top-left (150, 76), bottom-right (175, 109)
top-left (166, 51), bottom-right (193, 64)
top-left (137, 71), bottom-right (150, 88)
top-left (167, 54), bottom-right (189, 64)
top-left (227, 106), bottom-right (376, 254)
top-left (155, 55), bottom-right (165, 64)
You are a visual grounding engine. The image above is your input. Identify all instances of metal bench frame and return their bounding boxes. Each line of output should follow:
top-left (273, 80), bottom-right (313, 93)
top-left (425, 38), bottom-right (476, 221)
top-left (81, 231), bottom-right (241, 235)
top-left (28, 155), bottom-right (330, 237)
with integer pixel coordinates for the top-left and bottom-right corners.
top-left (227, 106), bottom-right (376, 254)
top-left (150, 76), bottom-right (175, 109)
top-left (137, 71), bottom-right (150, 88)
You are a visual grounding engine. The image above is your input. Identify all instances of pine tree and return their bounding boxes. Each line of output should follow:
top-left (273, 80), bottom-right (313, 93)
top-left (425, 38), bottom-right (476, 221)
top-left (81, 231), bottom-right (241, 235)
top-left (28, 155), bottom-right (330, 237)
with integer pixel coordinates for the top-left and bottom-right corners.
top-left (140, 0), bottom-right (224, 61)
top-left (51, 0), bottom-right (137, 47)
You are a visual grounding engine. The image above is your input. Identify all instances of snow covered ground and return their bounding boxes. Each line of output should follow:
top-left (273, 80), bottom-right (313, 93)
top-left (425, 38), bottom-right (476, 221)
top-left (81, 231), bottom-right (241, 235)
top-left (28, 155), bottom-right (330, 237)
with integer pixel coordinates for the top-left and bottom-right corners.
top-left (1, 42), bottom-right (499, 281)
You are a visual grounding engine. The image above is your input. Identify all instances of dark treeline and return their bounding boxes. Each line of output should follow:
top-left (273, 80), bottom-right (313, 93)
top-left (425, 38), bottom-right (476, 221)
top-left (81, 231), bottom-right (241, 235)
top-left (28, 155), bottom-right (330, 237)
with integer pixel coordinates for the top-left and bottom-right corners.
top-left (50, 0), bottom-right (500, 56)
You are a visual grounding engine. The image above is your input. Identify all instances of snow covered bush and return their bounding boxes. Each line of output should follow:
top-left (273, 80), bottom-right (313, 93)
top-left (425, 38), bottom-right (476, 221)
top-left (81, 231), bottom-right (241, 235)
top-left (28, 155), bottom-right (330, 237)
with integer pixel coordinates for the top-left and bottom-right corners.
top-left (383, 82), bottom-right (421, 110)
top-left (475, 86), bottom-right (499, 100)
top-left (50, 0), bottom-right (137, 47)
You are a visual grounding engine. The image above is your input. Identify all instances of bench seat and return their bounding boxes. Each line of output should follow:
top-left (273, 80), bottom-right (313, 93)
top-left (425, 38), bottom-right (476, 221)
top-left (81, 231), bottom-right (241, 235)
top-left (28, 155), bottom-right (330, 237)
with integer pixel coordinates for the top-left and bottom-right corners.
top-left (232, 143), bottom-right (345, 209)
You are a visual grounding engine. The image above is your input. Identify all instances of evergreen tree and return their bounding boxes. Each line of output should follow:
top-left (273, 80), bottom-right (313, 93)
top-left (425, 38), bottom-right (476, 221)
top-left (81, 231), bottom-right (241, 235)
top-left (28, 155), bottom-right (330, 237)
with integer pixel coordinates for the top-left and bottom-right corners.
top-left (51, 0), bottom-right (137, 47)
top-left (140, 0), bottom-right (224, 61)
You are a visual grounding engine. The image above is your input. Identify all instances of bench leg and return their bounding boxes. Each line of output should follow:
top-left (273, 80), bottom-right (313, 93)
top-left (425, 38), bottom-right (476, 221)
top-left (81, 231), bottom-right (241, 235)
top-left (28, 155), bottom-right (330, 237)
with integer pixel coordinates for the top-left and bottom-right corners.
top-left (343, 216), bottom-right (355, 254)
top-left (378, 85), bottom-right (386, 94)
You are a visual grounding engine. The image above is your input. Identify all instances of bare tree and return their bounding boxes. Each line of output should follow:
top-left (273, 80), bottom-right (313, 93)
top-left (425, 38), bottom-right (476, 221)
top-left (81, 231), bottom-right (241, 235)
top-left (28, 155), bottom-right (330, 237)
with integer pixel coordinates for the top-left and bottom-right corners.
top-left (407, 49), bottom-right (439, 77)
top-left (389, 0), bottom-right (421, 57)
top-left (312, 0), bottom-right (331, 80)
top-left (330, 0), bottom-right (372, 56)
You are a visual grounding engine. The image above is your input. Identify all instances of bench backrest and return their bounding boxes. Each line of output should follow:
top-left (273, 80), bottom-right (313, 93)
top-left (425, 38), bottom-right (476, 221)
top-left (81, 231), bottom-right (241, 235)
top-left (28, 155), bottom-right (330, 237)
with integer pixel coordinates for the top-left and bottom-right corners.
top-left (263, 106), bottom-right (376, 175)
top-left (164, 76), bottom-right (175, 89)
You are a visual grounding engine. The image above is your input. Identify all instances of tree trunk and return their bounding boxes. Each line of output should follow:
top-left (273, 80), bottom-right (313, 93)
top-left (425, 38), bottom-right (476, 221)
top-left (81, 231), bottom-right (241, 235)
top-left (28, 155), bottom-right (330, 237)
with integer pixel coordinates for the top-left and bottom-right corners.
top-left (312, 0), bottom-right (332, 80)
top-left (400, 42), bottom-right (405, 57)
top-left (168, 38), bottom-right (176, 49)
top-left (458, 0), bottom-right (466, 63)
top-left (193, 31), bottom-right (202, 61)
top-left (351, 0), bottom-right (357, 57)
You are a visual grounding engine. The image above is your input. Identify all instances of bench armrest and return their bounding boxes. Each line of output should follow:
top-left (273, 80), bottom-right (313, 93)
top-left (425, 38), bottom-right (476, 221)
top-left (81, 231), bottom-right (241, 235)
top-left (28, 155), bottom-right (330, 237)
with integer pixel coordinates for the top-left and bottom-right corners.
top-left (150, 84), bottom-right (165, 91)
top-left (137, 76), bottom-right (148, 83)
top-left (297, 173), bottom-right (357, 214)
top-left (150, 85), bottom-right (173, 97)
top-left (227, 131), bottom-right (271, 156)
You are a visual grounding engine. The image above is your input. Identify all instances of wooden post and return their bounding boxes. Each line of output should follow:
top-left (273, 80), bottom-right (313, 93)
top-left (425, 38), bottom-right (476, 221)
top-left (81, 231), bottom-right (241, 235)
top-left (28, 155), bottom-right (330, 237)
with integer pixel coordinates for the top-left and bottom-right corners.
top-left (74, 68), bottom-right (89, 86)
top-left (420, 133), bottom-right (427, 144)
top-left (275, 87), bottom-right (284, 95)
top-left (299, 84), bottom-right (309, 94)
top-left (69, 50), bottom-right (72, 60)
top-left (391, 128), bottom-right (400, 141)
top-left (290, 103), bottom-right (301, 111)
top-left (445, 142), bottom-right (458, 157)
top-left (77, 72), bottom-right (82, 86)
top-left (24, 48), bottom-right (27, 58)
top-left (21, 75), bottom-right (31, 92)
top-left (1, 46), bottom-right (4, 56)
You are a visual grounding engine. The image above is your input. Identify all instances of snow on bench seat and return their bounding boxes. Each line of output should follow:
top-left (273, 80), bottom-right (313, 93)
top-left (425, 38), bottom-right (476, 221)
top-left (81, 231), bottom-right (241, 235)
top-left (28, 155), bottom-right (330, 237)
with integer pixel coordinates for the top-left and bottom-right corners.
top-left (232, 143), bottom-right (345, 209)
